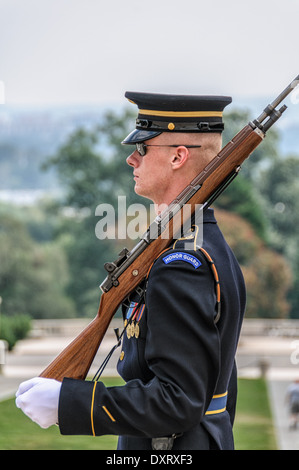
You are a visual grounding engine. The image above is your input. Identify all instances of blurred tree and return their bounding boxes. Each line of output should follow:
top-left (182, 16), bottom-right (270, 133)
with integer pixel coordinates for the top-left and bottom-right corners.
top-left (257, 156), bottom-right (299, 258)
top-left (256, 156), bottom-right (299, 318)
top-left (242, 250), bottom-right (292, 319)
top-left (0, 314), bottom-right (31, 350)
top-left (42, 108), bottom-right (138, 210)
top-left (214, 109), bottom-right (281, 242)
top-left (214, 176), bottom-right (267, 241)
top-left (0, 212), bottom-right (75, 319)
top-left (215, 209), bottom-right (292, 319)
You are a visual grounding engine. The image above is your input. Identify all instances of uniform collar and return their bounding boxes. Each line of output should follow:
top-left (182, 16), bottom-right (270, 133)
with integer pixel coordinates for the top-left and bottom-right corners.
top-left (203, 207), bottom-right (217, 224)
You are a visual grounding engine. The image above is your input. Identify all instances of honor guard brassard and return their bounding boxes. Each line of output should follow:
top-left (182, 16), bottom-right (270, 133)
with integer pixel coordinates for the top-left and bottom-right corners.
top-left (122, 91), bottom-right (232, 144)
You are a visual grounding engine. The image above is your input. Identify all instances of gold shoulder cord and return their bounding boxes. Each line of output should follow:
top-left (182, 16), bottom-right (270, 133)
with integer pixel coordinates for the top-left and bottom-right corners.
top-left (198, 247), bottom-right (221, 324)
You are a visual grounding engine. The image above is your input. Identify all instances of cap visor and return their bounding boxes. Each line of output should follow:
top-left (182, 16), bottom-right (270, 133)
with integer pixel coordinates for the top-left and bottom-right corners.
top-left (121, 129), bottom-right (162, 144)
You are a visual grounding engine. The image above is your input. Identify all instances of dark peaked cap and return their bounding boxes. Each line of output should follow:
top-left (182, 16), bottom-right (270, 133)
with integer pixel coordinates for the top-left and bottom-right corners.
top-left (122, 91), bottom-right (232, 144)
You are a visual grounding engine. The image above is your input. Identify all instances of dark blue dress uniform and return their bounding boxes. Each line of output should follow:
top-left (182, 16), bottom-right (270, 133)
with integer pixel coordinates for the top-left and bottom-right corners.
top-left (58, 208), bottom-right (246, 449)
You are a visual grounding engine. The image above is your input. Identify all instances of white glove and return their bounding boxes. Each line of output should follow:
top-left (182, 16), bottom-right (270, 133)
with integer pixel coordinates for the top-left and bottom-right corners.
top-left (15, 377), bottom-right (61, 429)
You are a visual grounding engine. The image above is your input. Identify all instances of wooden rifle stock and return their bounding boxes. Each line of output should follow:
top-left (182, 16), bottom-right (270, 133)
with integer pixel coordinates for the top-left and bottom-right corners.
top-left (40, 76), bottom-right (299, 382)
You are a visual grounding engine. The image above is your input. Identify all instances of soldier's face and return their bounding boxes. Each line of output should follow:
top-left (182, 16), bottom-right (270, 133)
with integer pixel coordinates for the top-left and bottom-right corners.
top-left (126, 137), bottom-right (174, 205)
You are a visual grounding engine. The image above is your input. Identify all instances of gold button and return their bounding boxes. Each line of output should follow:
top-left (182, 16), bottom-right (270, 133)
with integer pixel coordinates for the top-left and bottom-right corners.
top-left (120, 351), bottom-right (125, 361)
top-left (168, 122), bottom-right (175, 130)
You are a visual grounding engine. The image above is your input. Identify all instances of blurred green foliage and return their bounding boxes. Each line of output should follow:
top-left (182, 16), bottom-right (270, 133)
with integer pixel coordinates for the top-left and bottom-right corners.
top-left (0, 314), bottom-right (31, 350)
top-left (0, 207), bottom-right (75, 319)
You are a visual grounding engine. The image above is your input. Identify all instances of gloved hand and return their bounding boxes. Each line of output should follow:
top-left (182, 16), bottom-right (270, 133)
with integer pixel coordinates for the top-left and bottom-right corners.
top-left (15, 377), bottom-right (61, 429)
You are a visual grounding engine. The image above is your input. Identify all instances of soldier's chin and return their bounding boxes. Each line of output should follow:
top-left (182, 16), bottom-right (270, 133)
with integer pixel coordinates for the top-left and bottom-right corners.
top-left (134, 184), bottom-right (152, 202)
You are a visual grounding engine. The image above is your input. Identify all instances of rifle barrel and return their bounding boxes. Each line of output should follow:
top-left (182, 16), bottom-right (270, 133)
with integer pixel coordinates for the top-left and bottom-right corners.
top-left (256, 74), bottom-right (299, 124)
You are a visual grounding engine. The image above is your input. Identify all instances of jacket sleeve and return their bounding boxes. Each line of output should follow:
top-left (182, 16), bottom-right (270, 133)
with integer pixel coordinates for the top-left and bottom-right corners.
top-left (58, 249), bottom-right (221, 437)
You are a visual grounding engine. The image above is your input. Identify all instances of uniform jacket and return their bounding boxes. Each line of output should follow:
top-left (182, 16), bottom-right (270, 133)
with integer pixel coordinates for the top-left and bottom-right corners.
top-left (58, 208), bottom-right (246, 449)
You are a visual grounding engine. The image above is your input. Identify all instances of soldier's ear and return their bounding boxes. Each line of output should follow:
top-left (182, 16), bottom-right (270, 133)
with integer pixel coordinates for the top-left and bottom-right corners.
top-left (170, 146), bottom-right (189, 170)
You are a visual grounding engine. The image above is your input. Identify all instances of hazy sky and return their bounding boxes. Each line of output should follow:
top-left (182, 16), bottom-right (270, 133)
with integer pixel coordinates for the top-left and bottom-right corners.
top-left (0, 0), bottom-right (298, 106)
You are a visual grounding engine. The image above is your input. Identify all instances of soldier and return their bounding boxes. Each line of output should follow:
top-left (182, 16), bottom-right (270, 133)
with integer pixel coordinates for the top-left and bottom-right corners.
top-left (16, 91), bottom-right (246, 450)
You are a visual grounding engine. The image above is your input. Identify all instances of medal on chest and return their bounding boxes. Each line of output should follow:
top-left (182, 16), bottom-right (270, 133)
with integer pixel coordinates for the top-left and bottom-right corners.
top-left (125, 301), bottom-right (145, 339)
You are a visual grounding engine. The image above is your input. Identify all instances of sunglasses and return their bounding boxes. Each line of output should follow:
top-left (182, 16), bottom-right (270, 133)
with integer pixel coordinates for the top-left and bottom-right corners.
top-left (135, 142), bottom-right (202, 157)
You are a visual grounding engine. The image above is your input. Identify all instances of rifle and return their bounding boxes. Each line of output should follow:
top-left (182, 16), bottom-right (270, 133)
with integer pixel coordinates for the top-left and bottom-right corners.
top-left (40, 75), bottom-right (299, 382)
